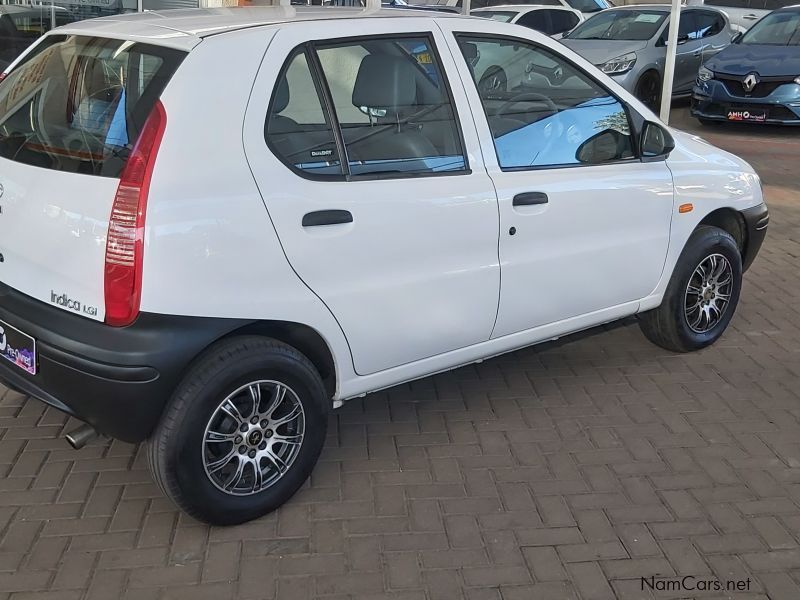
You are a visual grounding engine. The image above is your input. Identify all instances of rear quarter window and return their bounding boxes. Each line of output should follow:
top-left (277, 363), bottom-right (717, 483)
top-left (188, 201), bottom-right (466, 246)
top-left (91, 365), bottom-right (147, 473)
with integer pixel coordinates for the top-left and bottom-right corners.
top-left (0, 35), bottom-right (184, 177)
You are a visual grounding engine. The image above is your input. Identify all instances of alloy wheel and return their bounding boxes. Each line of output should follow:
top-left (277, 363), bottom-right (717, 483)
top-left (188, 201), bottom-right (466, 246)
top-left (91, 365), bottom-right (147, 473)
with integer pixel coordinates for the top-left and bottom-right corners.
top-left (684, 253), bottom-right (734, 334)
top-left (202, 380), bottom-right (305, 496)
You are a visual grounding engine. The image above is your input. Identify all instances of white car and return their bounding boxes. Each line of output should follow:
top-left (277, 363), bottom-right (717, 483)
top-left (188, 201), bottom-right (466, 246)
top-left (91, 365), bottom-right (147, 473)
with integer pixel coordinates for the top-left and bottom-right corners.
top-left (691, 0), bottom-right (796, 31)
top-left (471, 4), bottom-right (584, 37)
top-left (0, 6), bottom-right (767, 525)
top-left (419, 0), bottom-right (611, 17)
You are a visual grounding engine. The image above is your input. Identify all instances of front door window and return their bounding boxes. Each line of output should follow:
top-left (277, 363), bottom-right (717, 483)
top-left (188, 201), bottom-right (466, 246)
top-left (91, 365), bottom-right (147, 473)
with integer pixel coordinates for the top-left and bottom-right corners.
top-left (457, 36), bottom-right (635, 169)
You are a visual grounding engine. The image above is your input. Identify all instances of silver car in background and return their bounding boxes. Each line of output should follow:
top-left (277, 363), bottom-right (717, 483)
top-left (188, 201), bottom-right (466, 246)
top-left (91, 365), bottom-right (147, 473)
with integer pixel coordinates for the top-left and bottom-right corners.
top-left (561, 5), bottom-right (736, 110)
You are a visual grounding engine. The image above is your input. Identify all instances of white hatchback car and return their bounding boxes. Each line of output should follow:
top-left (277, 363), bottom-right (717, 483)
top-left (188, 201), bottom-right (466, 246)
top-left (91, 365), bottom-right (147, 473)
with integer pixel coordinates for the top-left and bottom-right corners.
top-left (471, 4), bottom-right (584, 38)
top-left (0, 6), bottom-right (767, 525)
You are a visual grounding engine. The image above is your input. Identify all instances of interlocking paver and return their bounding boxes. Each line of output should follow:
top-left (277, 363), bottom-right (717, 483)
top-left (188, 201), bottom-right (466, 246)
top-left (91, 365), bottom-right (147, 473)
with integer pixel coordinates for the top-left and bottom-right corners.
top-left (1, 106), bottom-right (799, 598)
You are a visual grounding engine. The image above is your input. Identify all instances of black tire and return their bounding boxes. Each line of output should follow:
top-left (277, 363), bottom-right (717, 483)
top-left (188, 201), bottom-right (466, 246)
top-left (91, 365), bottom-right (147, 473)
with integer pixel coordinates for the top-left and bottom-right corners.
top-left (639, 226), bottom-right (742, 353)
top-left (147, 336), bottom-right (328, 525)
top-left (635, 70), bottom-right (661, 112)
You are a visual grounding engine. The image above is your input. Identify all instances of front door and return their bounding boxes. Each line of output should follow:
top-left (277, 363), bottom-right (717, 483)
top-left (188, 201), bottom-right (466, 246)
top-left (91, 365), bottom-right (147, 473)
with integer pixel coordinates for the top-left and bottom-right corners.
top-left (440, 25), bottom-right (674, 338)
top-left (243, 20), bottom-right (500, 375)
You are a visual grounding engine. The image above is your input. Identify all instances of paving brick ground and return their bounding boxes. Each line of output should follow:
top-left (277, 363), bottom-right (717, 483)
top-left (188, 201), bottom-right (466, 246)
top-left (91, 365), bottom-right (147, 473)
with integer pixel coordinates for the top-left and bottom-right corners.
top-left (1, 106), bottom-right (798, 600)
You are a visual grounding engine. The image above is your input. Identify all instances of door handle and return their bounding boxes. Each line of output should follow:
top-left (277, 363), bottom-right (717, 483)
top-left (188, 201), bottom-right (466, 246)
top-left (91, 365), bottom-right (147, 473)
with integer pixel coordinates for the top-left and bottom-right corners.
top-left (743, 13), bottom-right (758, 19)
top-left (513, 192), bottom-right (549, 206)
top-left (302, 209), bottom-right (353, 227)
top-left (693, 48), bottom-right (702, 56)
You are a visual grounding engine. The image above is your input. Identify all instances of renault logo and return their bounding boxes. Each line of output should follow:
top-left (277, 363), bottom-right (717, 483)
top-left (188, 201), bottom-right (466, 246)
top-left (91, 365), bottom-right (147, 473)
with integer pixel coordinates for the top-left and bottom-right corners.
top-left (742, 73), bottom-right (759, 93)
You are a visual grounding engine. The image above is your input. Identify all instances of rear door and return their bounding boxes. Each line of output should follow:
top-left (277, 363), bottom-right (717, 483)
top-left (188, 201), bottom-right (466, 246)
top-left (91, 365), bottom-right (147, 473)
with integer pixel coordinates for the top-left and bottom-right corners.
top-left (0, 34), bottom-right (185, 321)
top-left (243, 19), bottom-right (500, 376)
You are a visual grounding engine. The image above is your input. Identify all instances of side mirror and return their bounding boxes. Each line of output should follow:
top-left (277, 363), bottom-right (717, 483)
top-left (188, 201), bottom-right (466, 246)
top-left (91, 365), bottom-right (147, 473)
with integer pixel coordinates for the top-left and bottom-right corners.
top-left (731, 31), bottom-right (743, 43)
top-left (640, 121), bottom-right (675, 159)
top-left (676, 33), bottom-right (690, 45)
top-left (576, 129), bottom-right (628, 164)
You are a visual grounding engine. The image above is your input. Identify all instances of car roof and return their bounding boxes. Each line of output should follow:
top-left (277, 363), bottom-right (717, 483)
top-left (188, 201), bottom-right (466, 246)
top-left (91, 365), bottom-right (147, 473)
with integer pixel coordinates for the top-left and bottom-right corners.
top-left (53, 6), bottom-right (459, 52)
top-left (60, 6), bottom-right (445, 38)
top-left (472, 4), bottom-right (575, 11)
top-left (603, 4), bottom-right (723, 12)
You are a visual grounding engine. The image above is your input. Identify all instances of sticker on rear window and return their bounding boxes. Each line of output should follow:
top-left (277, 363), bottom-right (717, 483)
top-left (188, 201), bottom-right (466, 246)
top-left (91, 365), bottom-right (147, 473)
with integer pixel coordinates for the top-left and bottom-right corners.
top-left (635, 14), bottom-right (663, 22)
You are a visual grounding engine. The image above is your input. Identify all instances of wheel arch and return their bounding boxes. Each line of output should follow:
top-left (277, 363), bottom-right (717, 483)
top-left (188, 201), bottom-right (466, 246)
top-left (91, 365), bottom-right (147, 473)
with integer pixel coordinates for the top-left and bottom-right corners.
top-left (220, 321), bottom-right (338, 400)
top-left (696, 207), bottom-right (746, 255)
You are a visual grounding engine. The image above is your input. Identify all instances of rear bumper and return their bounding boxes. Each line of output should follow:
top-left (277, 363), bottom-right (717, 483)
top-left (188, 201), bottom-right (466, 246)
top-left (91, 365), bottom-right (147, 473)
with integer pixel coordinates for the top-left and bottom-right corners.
top-left (0, 283), bottom-right (248, 442)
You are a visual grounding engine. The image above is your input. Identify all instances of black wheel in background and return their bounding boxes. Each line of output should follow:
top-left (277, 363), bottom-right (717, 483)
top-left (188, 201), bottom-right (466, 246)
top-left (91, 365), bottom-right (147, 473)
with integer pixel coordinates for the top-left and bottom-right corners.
top-left (635, 70), bottom-right (662, 113)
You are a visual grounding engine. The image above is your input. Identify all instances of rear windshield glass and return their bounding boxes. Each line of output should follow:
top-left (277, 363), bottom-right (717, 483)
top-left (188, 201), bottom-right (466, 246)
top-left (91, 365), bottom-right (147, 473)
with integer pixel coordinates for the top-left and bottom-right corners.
top-left (567, 10), bottom-right (666, 40)
top-left (0, 35), bottom-right (184, 177)
top-left (564, 0), bottom-right (609, 13)
top-left (472, 10), bottom-right (518, 22)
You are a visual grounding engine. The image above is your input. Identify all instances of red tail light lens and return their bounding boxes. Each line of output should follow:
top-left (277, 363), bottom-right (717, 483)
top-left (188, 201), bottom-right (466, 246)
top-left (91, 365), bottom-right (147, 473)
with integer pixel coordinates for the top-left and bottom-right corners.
top-left (104, 100), bottom-right (166, 327)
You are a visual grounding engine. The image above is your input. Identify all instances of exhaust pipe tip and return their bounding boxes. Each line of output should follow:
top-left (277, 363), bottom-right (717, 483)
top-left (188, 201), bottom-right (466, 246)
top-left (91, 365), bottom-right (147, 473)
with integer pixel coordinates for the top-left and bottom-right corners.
top-left (65, 424), bottom-right (97, 450)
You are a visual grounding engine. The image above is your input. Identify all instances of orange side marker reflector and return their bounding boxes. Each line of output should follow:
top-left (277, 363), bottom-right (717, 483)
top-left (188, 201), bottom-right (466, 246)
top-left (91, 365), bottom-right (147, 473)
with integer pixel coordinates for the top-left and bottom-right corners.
top-left (679, 203), bottom-right (694, 214)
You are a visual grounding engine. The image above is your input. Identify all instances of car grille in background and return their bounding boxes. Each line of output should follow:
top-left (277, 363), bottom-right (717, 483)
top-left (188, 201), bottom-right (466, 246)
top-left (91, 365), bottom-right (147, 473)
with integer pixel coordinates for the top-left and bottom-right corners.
top-left (701, 101), bottom-right (799, 121)
top-left (716, 74), bottom-right (795, 98)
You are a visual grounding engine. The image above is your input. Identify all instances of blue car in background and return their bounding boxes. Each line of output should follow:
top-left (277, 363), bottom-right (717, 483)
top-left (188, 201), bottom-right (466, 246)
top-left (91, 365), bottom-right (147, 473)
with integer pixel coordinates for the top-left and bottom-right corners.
top-left (692, 5), bottom-right (800, 125)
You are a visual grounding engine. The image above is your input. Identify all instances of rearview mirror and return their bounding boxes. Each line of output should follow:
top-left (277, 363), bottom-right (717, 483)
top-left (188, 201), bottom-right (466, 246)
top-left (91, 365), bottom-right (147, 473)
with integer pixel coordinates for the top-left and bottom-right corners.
top-left (640, 121), bottom-right (675, 159)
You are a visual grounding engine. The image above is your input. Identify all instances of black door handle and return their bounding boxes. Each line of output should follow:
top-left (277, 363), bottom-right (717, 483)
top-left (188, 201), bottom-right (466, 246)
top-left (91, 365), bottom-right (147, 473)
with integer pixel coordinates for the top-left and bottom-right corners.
top-left (302, 210), bottom-right (353, 227)
top-left (513, 192), bottom-right (549, 206)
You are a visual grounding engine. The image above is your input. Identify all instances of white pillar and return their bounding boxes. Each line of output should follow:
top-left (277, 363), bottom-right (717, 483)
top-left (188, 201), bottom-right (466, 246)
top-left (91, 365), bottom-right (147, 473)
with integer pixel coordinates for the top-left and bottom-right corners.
top-left (461, 0), bottom-right (470, 15)
top-left (659, 0), bottom-right (681, 123)
top-left (366, 0), bottom-right (381, 9)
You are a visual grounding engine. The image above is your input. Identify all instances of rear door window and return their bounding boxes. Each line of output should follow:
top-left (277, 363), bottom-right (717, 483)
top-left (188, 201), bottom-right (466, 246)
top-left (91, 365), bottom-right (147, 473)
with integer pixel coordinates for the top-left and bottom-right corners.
top-left (550, 10), bottom-right (581, 34)
top-left (695, 11), bottom-right (725, 37)
top-left (266, 35), bottom-right (468, 179)
top-left (0, 35), bottom-right (184, 177)
top-left (517, 11), bottom-right (552, 33)
top-left (265, 47), bottom-right (342, 176)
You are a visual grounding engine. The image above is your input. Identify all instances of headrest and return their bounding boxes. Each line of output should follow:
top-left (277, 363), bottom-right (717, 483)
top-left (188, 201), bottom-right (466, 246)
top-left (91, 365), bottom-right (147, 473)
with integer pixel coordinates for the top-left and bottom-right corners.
top-left (461, 42), bottom-right (478, 63)
top-left (352, 54), bottom-right (417, 110)
top-left (273, 76), bottom-right (290, 113)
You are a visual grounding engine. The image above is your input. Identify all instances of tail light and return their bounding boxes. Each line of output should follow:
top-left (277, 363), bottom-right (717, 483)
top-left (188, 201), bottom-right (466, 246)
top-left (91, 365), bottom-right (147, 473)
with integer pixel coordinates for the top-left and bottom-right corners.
top-left (103, 100), bottom-right (166, 327)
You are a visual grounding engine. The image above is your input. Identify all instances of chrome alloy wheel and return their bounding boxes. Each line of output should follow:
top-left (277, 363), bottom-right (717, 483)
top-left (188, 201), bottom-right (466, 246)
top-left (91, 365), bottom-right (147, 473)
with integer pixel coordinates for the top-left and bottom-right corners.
top-left (202, 380), bottom-right (305, 496)
top-left (684, 253), bottom-right (733, 334)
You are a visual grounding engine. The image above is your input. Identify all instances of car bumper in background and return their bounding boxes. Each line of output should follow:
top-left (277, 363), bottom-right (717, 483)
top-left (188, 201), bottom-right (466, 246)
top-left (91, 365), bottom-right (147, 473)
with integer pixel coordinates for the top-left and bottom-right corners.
top-left (691, 80), bottom-right (800, 125)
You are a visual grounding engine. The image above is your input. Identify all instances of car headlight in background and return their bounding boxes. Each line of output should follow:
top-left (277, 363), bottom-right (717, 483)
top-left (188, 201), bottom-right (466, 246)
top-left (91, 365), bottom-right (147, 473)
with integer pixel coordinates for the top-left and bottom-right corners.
top-left (795, 76), bottom-right (800, 85)
top-left (698, 66), bottom-right (714, 82)
top-left (600, 52), bottom-right (637, 75)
